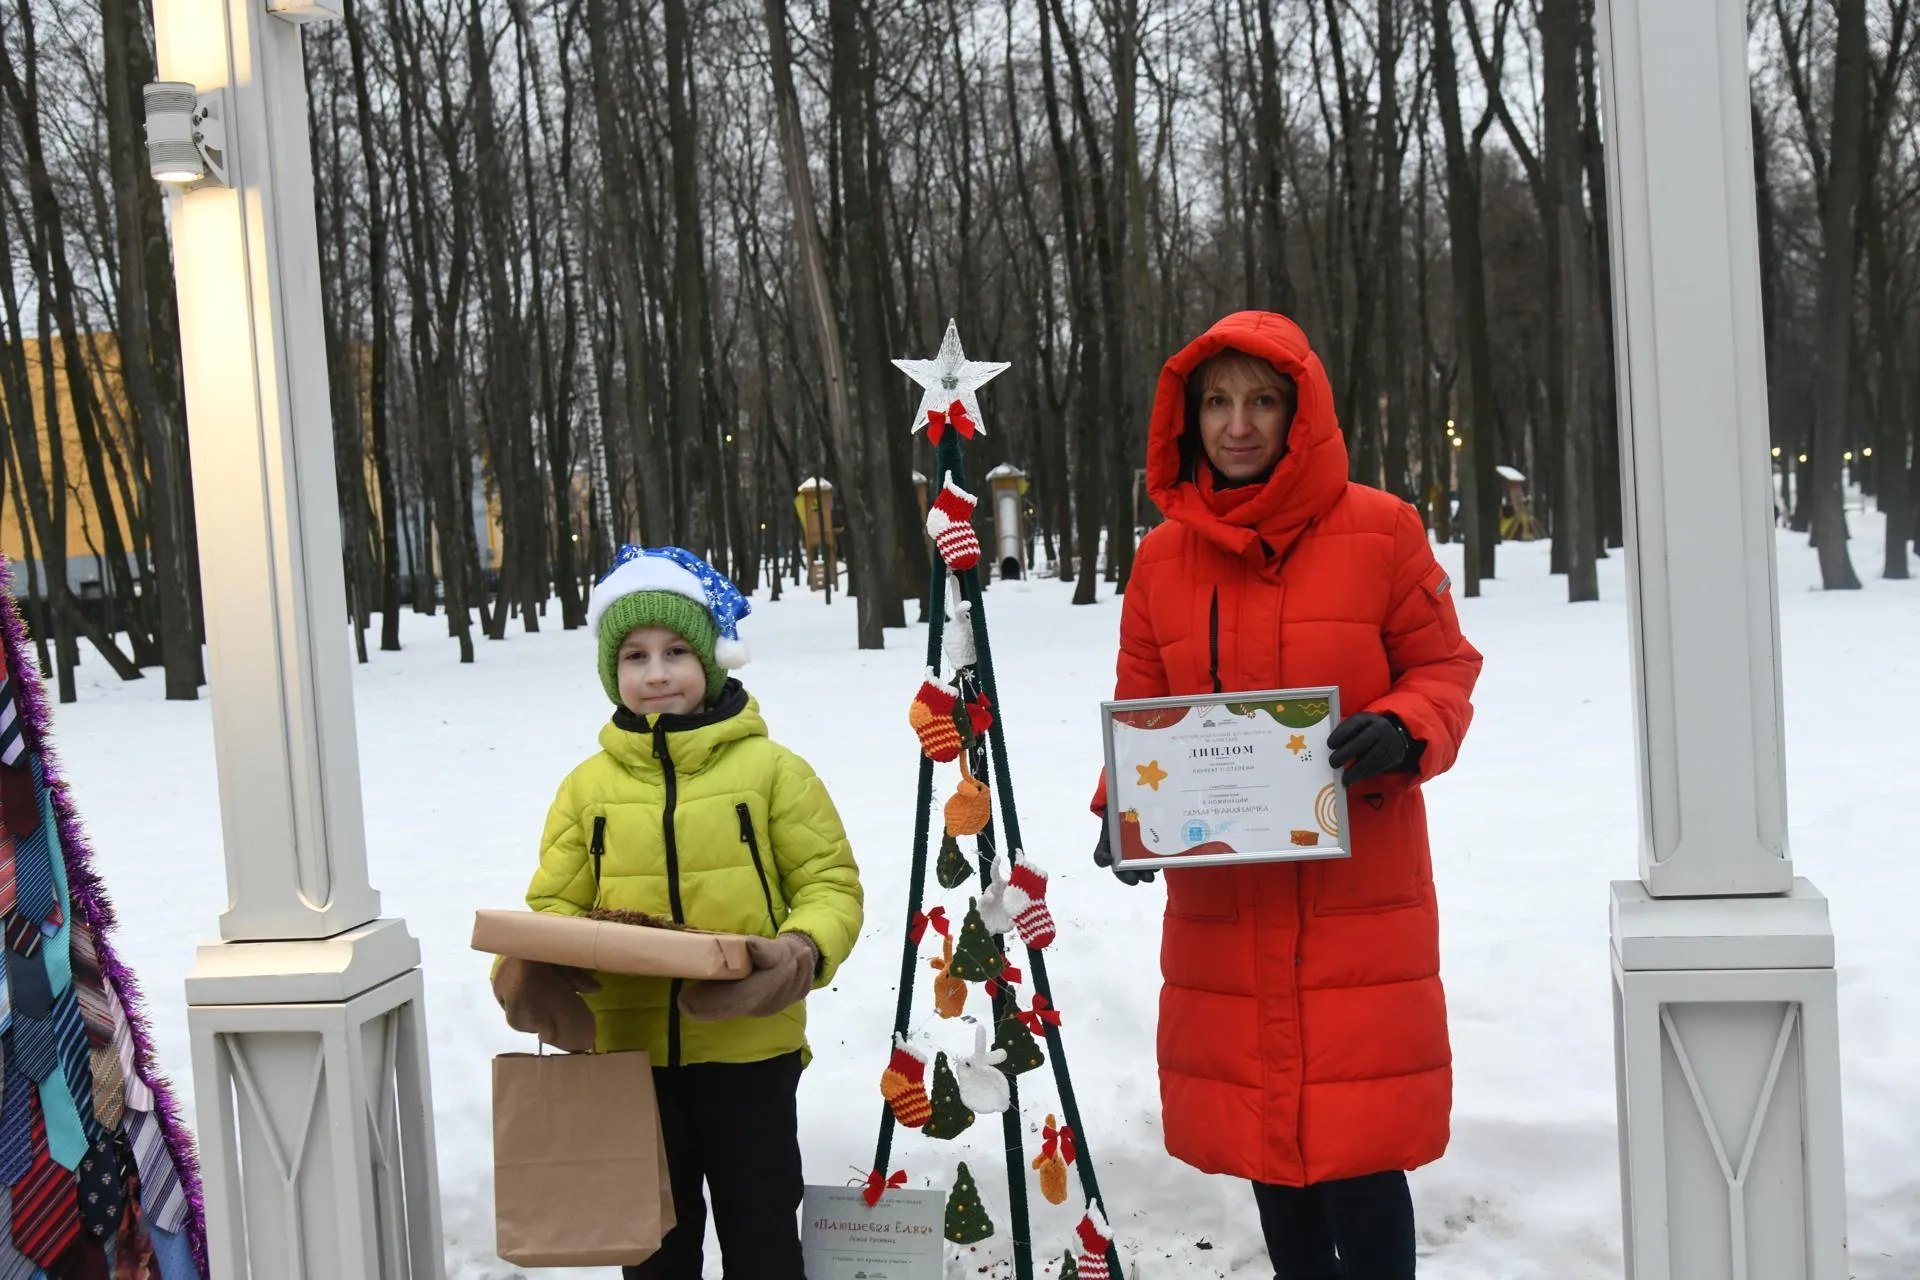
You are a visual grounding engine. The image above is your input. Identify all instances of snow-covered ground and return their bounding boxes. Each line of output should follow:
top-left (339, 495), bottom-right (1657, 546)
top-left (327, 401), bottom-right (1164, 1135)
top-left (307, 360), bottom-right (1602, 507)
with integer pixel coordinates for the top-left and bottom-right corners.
top-left (41, 512), bottom-right (1919, 1279)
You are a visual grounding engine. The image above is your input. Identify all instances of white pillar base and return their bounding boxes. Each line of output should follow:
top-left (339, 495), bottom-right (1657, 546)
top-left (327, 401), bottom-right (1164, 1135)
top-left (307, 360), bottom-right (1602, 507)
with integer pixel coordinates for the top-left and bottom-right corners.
top-left (186, 918), bottom-right (446, 1280)
top-left (1610, 881), bottom-right (1848, 1280)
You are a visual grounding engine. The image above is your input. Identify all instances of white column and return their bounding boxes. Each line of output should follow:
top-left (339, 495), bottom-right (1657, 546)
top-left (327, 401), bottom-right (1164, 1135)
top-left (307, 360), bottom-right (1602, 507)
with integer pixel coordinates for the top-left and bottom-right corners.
top-left (150, 0), bottom-right (445, 1274)
top-left (1596, 1), bottom-right (1847, 1277)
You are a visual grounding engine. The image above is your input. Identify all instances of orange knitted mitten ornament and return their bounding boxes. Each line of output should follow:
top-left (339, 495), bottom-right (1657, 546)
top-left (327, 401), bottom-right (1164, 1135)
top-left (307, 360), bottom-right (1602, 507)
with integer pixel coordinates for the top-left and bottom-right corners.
top-left (945, 754), bottom-right (991, 836)
top-left (930, 937), bottom-right (967, 1018)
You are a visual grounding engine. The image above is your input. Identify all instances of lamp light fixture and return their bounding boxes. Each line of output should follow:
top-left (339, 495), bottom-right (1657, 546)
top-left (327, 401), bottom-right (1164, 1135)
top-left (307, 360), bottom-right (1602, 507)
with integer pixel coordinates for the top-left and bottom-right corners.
top-left (143, 82), bottom-right (229, 188)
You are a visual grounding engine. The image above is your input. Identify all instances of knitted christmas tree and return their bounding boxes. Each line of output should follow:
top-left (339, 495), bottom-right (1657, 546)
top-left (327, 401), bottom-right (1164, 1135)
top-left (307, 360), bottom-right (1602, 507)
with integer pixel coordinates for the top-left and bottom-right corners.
top-left (945, 899), bottom-right (1006, 983)
top-left (935, 834), bottom-right (972, 890)
top-left (922, 1052), bottom-right (975, 1140)
top-left (944, 1162), bottom-right (993, 1244)
top-left (0, 563), bottom-right (208, 1277)
top-left (867, 322), bottom-right (1121, 1280)
top-left (992, 1006), bottom-right (1046, 1076)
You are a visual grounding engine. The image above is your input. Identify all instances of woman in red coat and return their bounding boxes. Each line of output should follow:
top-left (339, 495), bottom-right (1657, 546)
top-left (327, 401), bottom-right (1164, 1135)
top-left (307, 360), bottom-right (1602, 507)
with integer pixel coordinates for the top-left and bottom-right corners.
top-left (1092, 312), bottom-right (1481, 1278)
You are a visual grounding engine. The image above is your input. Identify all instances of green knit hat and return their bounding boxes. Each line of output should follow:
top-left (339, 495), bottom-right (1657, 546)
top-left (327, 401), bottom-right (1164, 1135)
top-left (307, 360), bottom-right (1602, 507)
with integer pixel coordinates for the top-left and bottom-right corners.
top-left (597, 590), bottom-right (727, 707)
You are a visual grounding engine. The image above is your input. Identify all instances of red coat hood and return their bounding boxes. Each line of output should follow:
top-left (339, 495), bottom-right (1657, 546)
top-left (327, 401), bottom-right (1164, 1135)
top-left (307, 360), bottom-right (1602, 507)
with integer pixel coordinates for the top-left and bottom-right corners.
top-left (1147, 311), bottom-right (1350, 565)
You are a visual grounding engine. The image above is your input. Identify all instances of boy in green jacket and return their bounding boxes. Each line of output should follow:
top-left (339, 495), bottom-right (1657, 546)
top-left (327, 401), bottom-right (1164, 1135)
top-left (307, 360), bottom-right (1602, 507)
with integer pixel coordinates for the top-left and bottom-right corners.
top-left (494, 544), bottom-right (863, 1279)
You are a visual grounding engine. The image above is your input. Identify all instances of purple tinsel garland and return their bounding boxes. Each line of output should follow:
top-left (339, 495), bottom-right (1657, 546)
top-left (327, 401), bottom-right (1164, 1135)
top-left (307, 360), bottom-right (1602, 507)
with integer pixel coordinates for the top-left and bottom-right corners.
top-left (0, 559), bottom-right (210, 1277)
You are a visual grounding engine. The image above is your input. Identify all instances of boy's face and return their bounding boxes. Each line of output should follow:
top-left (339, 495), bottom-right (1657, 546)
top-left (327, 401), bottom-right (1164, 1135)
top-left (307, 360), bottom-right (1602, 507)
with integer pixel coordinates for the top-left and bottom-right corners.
top-left (616, 626), bottom-right (708, 717)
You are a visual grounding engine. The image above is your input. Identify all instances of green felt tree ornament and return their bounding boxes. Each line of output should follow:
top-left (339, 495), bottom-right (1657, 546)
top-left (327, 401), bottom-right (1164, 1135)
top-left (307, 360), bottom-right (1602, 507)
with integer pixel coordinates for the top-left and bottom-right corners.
top-left (992, 1006), bottom-right (1045, 1076)
top-left (946, 899), bottom-right (1007, 983)
top-left (922, 1051), bottom-right (976, 1139)
top-left (1060, 1252), bottom-right (1079, 1279)
top-left (936, 832), bottom-right (973, 890)
top-left (945, 1162), bottom-right (995, 1244)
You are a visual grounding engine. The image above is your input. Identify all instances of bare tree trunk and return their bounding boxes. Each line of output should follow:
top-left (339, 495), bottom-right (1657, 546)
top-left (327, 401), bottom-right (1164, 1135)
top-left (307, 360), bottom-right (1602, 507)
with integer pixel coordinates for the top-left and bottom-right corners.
top-left (103, 0), bottom-right (198, 695)
top-left (1430, 0), bottom-right (1496, 595)
top-left (1809, 0), bottom-right (1867, 589)
top-left (1544, 0), bottom-right (1597, 601)
top-left (764, 0), bottom-right (883, 647)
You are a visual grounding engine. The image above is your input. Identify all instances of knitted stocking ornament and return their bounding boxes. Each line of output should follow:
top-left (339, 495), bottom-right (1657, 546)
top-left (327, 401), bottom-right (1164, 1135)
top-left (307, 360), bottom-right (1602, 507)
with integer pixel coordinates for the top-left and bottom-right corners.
top-left (1075, 1204), bottom-right (1114, 1280)
top-left (908, 672), bottom-right (963, 762)
top-left (925, 475), bottom-right (982, 571)
top-left (1004, 853), bottom-right (1056, 950)
top-left (881, 1034), bottom-right (933, 1129)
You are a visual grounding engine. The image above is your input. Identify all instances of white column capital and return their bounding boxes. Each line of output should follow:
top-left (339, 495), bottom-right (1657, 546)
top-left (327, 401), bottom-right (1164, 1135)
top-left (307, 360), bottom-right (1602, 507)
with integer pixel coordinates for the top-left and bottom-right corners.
top-left (1596, 0), bottom-right (1793, 898)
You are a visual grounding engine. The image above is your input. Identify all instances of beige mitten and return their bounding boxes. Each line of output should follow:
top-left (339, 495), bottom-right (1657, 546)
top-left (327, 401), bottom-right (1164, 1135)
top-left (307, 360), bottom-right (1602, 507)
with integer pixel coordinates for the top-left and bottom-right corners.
top-left (492, 958), bottom-right (601, 1052)
top-left (679, 933), bottom-right (819, 1022)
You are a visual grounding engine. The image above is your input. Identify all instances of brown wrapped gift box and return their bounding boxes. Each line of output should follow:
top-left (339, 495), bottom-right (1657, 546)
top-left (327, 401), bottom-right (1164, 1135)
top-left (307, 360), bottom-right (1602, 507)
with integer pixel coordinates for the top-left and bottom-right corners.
top-left (471, 909), bottom-right (753, 980)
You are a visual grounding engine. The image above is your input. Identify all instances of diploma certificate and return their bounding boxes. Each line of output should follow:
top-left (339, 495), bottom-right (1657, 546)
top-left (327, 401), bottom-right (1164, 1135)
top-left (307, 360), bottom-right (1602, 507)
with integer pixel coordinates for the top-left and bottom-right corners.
top-left (1100, 687), bottom-right (1352, 870)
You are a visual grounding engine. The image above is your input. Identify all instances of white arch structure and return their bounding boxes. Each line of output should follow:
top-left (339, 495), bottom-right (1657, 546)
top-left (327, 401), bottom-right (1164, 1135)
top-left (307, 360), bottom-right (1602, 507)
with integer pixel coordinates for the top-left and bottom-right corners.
top-left (147, 0), bottom-right (1846, 1274)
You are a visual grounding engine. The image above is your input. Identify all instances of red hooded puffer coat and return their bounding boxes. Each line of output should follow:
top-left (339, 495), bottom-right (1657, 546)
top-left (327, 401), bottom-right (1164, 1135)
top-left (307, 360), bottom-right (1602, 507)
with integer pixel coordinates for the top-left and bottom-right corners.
top-left (1096, 312), bottom-right (1482, 1187)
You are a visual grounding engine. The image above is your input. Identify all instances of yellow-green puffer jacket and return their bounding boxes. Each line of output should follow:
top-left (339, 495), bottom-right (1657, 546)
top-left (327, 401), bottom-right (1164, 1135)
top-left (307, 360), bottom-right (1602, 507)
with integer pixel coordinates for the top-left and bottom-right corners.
top-left (525, 682), bottom-right (862, 1066)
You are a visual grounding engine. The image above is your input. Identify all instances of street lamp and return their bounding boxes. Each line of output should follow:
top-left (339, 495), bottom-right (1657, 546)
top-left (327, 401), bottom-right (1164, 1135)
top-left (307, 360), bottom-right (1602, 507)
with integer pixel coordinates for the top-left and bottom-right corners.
top-left (150, 0), bottom-right (445, 1272)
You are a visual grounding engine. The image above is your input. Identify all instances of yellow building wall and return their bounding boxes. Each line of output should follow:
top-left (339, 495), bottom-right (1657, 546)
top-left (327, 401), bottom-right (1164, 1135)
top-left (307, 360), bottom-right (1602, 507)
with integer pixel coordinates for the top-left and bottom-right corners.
top-left (1, 334), bottom-right (140, 566)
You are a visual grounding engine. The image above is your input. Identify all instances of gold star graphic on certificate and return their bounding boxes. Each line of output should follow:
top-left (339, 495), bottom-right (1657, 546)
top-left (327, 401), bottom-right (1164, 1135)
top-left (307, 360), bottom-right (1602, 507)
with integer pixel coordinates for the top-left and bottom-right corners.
top-left (1287, 735), bottom-right (1307, 755)
top-left (1136, 760), bottom-right (1168, 791)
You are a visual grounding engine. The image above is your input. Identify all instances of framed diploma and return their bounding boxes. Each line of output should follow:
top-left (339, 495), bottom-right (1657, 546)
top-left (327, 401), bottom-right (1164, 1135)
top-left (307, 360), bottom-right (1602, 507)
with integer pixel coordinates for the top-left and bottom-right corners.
top-left (1101, 687), bottom-right (1352, 870)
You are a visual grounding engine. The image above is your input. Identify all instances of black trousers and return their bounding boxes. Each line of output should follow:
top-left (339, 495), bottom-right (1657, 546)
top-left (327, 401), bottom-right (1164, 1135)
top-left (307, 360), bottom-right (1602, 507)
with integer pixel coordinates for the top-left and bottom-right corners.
top-left (1253, 1170), bottom-right (1416, 1280)
top-left (625, 1051), bottom-right (806, 1280)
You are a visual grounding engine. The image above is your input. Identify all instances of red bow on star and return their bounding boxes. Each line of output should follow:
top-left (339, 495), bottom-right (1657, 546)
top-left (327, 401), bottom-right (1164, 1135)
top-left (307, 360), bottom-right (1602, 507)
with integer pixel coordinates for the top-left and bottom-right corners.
top-left (926, 400), bottom-right (978, 444)
top-left (909, 907), bottom-right (951, 945)
top-left (1018, 994), bottom-right (1062, 1034)
top-left (985, 966), bottom-right (1023, 1000)
top-left (1041, 1119), bottom-right (1078, 1165)
top-left (863, 1168), bottom-right (909, 1207)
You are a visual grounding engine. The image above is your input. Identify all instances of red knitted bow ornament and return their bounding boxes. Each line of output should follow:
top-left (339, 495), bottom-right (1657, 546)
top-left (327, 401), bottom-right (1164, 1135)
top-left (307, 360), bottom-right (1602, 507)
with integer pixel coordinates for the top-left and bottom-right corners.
top-left (863, 1168), bottom-right (909, 1207)
top-left (1017, 994), bottom-right (1062, 1034)
top-left (926, 400), bottom-right (978, 444)
top-left (1041, 1119), bottom-right (1078, 1165)
top-left (909, 907), bottom-right (951, 945)
top-left (984, 966), bottom-right (1023, 1000)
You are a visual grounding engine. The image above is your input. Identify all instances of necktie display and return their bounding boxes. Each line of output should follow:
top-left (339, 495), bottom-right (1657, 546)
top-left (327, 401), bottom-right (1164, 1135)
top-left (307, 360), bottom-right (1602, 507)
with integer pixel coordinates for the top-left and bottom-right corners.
top-left (0, 575), bottom-right (204, 1274)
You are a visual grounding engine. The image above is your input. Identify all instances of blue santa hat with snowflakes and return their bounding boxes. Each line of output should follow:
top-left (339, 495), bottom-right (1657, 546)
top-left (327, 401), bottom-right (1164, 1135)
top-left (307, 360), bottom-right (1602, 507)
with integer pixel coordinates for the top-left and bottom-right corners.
top-left (588, 546), bottom-right (751, 702)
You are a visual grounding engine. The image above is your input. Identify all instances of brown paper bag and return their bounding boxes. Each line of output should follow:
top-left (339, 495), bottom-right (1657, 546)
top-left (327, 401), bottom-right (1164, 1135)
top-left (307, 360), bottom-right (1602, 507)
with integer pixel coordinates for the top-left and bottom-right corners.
top-left (493, 1050), bottom-right (676, 1267)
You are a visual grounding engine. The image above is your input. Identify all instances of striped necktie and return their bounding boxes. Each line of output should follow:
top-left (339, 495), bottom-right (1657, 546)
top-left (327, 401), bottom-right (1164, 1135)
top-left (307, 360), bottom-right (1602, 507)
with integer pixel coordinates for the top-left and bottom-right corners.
top-left (8, 1092), bottom-right (80, 1268)
top-left (125, 1111), bottom-right (186, 1235)
top-left (0, 1053), bottom-right (32, 1188)
top-left (0, 653), bottom-right (25, 769)
top-left (68, 924), bottom-right (111, 1051)
top-left (0, 830), bottom-right (14, 918)
top-left (0, 1186), bottom-right (41, 1280)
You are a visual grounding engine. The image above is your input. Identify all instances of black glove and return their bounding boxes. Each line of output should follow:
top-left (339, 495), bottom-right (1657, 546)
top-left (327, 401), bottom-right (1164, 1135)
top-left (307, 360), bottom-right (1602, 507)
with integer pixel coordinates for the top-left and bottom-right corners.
top-left (1092, 822), bottom-right (1157, 885)
top-left (1326, 712), bottom-right (1420, 786)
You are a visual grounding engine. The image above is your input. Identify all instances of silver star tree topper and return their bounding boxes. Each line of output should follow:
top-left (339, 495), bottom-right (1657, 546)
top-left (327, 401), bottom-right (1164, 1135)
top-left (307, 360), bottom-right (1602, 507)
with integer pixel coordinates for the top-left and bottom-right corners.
top-left (892, 318), bottom-right (1011, 437)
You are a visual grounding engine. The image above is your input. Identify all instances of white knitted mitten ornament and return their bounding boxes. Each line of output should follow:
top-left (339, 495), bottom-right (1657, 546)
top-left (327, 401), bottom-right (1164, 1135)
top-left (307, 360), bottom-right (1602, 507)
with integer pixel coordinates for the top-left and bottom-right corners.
top-left (1003, 852), bottom-right (1057, 950)
top-left (979, 856), bottom-right (1016, 936)
top-left (925, 474), bottom-right (982, 571)
top-left (953, 1024), bottom-right (1011, 1114)
top-left (943, 580), bottom-right (977, 670)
